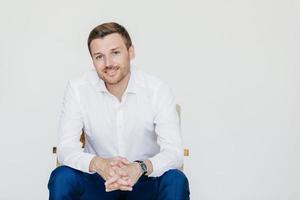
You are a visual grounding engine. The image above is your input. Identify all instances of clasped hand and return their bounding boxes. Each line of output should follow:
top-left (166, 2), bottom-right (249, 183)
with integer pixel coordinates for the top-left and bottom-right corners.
top-left (98, 157), bottom-right (143, 192)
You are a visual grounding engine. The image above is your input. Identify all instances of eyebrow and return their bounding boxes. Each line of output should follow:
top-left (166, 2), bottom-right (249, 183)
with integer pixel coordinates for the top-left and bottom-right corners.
top-left (92, 47), bottom-right (121, 56)
top-left (93, 52), bottom-right (102, 56)
top-left (111, 47), bottom-right (121, 51)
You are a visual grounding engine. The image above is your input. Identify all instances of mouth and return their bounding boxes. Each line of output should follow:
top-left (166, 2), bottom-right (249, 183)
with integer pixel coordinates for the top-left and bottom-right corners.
top-left (104, 66), bottom-right (119, 77)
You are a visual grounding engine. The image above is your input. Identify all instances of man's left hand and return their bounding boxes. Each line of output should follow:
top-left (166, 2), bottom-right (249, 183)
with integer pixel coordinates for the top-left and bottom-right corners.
top-left (105, 162), bottom-right (143, 192)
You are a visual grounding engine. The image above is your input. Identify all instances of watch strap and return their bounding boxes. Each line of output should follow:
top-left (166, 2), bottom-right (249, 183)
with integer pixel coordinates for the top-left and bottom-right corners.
top-left (134, 160), bottom-right (147, 176)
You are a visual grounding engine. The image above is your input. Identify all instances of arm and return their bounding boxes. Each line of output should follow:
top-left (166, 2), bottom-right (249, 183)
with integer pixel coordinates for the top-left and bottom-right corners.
top-left (148, 83), bottom-right (183, 177)
top-left (57, 81), bottom-right (95, 173)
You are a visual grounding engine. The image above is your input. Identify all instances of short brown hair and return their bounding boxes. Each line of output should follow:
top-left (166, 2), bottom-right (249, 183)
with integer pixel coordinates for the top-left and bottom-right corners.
top-left (87, 22), bottom-right (132, 56)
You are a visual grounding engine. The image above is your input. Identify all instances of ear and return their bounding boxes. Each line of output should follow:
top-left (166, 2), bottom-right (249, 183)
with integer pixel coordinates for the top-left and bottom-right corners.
top-left (128, 45), bottom-right (135, 60)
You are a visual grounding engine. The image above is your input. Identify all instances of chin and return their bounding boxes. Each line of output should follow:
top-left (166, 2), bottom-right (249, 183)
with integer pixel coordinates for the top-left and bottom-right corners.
top-left (104, 76), bottom-right (122, 85)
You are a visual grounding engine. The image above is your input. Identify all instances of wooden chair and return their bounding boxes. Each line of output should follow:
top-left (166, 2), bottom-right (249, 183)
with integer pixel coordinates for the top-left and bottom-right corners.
top-left (53, 104), bottom-right (189, 166)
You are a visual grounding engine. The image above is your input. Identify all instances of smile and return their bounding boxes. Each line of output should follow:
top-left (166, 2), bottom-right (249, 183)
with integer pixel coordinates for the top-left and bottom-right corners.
top-left (105, 67), bottom-right (119, 77)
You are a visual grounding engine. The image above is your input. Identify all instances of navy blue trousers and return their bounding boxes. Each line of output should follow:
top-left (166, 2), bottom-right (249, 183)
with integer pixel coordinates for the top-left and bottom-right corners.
top-left (48, 166), bottom-right (190, 200)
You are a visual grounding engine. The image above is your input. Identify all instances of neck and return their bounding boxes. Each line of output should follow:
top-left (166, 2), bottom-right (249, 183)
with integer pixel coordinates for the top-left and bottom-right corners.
top-left (106, 72), bottom-right (131, 102)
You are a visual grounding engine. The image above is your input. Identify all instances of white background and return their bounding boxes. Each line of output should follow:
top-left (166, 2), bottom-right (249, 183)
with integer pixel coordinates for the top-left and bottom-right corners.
top-left (0, 0), bottom-right (299, 199)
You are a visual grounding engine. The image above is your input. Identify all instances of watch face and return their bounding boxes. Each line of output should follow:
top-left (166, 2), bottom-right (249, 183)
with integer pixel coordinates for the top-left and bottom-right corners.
top-left (135, 160), bottom-right (147, 175)
top-left (141, 162), bottom-right (147, 173)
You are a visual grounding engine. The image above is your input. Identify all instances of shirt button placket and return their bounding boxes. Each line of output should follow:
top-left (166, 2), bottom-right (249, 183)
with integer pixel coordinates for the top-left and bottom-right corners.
top-left (116, 103), bottom-right (124, 156)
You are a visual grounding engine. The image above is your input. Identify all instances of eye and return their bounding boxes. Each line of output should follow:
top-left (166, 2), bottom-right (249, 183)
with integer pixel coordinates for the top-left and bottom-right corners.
top-left (95, 55), bottom-right (103, 60)
top-left (112, 51), bottom-right (120, 55)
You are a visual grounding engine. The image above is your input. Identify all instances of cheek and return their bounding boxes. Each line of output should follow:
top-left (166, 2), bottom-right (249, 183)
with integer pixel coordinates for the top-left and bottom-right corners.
top-left (93, 61), bottom-right (105, 70)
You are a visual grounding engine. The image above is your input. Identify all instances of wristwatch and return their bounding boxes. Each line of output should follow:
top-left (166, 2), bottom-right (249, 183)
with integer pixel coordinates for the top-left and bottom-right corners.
top-left (134, 160), bottom-right (148, 176)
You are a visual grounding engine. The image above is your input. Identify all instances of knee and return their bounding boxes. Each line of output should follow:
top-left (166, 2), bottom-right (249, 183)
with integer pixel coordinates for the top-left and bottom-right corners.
top-left (160, 169), bottom-right (189, 188)
top-left (48, 166), bottom-right (82, 191)
top-left (158, 169), bottom-right (190, 199)
top-left (49, 166), bottom-right (77, 183)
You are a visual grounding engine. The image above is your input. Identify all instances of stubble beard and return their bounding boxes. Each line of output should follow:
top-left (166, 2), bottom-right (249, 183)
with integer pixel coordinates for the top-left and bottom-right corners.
top-left (99, 66), bottom-right (130, 86)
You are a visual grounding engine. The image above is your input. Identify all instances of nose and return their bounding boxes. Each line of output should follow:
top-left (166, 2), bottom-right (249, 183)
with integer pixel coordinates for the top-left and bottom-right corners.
top-left (104, 55), bottom-right (113, 67)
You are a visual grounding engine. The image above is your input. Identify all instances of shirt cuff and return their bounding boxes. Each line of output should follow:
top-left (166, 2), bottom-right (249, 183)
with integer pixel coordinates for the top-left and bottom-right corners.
top-left (148, 156), bottom-right (165, 177)
top-left (80, 153), bottom-right (97, 174)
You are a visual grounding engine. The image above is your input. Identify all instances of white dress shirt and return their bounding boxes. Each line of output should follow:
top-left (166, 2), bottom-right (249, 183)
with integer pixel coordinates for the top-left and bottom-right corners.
top-left (57, 67), bottom-right (183, 177)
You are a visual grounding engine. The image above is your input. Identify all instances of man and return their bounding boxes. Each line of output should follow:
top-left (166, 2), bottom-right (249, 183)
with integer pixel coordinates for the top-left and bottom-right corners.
top-left (48, 22), bottom-right (190, 200)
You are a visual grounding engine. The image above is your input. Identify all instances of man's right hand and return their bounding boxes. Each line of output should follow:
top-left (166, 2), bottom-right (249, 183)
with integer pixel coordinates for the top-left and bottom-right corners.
top-left (89, 156), bottom-right (133, 191)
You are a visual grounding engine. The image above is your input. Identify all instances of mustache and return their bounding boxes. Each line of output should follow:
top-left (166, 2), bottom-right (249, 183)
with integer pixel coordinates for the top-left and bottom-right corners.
top-left (104, 66), bottom-right (119, 70)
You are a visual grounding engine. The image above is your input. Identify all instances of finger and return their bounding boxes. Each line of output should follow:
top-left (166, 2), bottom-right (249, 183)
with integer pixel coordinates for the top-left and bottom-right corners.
top-left (117, 177), bottom-right (132, 186)
top-left (106, 182), bottom-right (119, 189)
top-left (119, 185), bottom-right (133, 191)
top-left (110, 161), bottom-right (117, 166)
top-left (119, 157), bottom-right (130, 165)
top-left (111, 166), bottom-right (118, 171)
top-left (118, 169), bottom-right (128, 177)
top-left (109, 170), bottom-right (116, 177)
top-left (105, 175), bottom-right (120, 186)
top-left (111, 166), bottom-right (128, 178)
top-left (116, 166), bottom-right (129, 176)
top-left (106, 188), bottom-right (119, 192)
top-left (106, 188), bottom-right (117, 192)
top-left (110, 160), bottom-right (121, 166)
top-left (110, 161), bottom-right (125, 168)
top-left (115, 156), bottom-right (130, 165)
top-left (105, 182), bottom-right (119, 192)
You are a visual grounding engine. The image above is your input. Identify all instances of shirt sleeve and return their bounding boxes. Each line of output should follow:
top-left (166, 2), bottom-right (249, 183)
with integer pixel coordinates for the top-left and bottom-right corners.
top-left (148, 83), bottom-right (183, 177)
top-left (57, 81), bottom-right (95, 173)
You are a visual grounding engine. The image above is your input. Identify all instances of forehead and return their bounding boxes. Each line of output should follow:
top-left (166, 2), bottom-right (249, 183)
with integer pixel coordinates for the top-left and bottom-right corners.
top-left (90, 33), bottom-right (127, 53)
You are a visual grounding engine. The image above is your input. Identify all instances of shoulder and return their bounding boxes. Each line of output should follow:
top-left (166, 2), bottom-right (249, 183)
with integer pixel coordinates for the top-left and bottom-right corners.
top-left (68, 69), bottom-right (99, 89)
top-left (132, 68), bottom-right (175, 106)
top-left (133, 68), bottom-right (169, 91)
